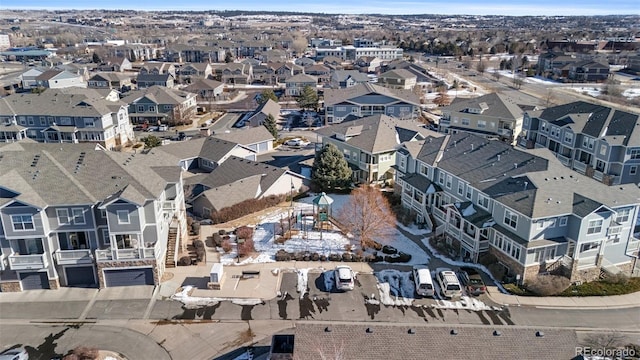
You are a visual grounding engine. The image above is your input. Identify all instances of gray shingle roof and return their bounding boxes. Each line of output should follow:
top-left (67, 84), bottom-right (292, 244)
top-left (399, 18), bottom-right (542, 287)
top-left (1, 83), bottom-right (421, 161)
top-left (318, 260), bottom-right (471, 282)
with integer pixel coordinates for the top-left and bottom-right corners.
top-left (157, 137), bottom-right (242, 164)
top-left (292, 323), bottom-right (578, 360)
top-left (212, 126), bottom-right (274, 146)
top-left (324, 83), bottom-right (420, 107)
top-left (443, 92), bottom-right (534, 121)
top-left (121, 86), bottom-right (195, 106)
top-left (0, 90), bottom-right (121, 117)
top-left (201, 174), bottom-right (263, 211)
top-left (315, 114), bottom-right (437, 154)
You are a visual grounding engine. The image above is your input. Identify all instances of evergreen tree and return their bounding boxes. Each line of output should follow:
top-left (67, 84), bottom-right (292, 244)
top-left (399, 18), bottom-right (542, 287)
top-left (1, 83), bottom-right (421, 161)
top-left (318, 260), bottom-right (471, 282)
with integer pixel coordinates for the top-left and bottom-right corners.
top-left (257, 89), bottom-right (278, 105)
top-left (263, 114), bottom-right (278, 139)
top-left (296, 85), bottom-right (318, 111)
top-left (312, 143), bottom-right (352, 192)
top-left (92, 52), bottom-right (102, 64)
top-left (142, 135), bottom-right (162, 148)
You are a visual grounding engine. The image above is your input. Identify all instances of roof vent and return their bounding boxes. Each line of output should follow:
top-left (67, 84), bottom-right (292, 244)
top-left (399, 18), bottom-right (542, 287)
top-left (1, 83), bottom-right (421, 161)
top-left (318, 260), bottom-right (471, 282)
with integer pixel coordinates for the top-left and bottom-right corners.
top-left (497, 154), bottom-right (501, 161)
top-left (450, 329), bottom-right (458, 335)
top-left (366, 328), bottom-right (374, 334)
top-left (408, 328), bottom-right (415, 334)
top-left (514, 163), bottom-right (518, 169)
top-left (524, 181), bottom-right (528, 190)
top-left (324, 327), bottom-right (332, 333)
top-left (536, 331), bottom-right (544, 337)
top-left (493, 330), bottom-right (502, 336)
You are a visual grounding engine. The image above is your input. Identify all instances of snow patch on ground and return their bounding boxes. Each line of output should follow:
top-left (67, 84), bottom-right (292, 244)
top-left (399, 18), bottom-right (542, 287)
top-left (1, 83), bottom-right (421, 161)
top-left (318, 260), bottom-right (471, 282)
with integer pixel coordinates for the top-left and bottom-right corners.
top-left (376, 282), bottom-right (414, 306)
top-left (296, 268), bottom-right (309, 298)
top-left (396, 222), bottom-right (431, 236)
top-left (170, 285), bottom-right (263, 308)
top-left (433, 296), bottom-right (497, 311)
top-left (375, 269), bottom-right (415, 306)
top-left (623, 88), bottom-right (640, 98)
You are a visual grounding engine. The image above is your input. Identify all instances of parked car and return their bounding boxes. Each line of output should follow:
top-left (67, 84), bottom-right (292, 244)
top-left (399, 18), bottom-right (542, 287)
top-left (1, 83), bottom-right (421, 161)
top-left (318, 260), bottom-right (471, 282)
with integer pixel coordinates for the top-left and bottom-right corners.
top-left (0, 347), bottom-right (29, 360)
top-left (459, 267), bottom-right (486, 295)
top-left (412, 265), bottom-right (435, 297)
top-left (437, 270), bottom-right (462, 298)
top-left (334, 265), bottom-right (355, 291)
top-left (284, 138), bottom-right (309, 147)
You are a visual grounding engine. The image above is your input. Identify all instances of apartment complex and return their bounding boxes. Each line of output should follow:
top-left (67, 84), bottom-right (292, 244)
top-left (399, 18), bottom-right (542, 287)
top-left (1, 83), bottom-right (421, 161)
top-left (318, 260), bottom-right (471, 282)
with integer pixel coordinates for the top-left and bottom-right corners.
top-left (0, 143), bottom-right (188, 291)
top-left (518, 100), bottom-right (640, 186)
top-left (314, 46), bottom-right (403, 61)
top-left (0, 89), bottom-right (135, 149)
top-left (395, 132), bottom-right (640, 283)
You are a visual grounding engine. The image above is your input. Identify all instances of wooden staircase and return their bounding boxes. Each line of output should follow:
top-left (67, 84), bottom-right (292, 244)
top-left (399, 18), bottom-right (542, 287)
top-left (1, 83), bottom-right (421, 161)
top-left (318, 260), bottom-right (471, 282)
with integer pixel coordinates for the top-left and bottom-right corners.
top-left (165, 227), bottom-right (178, 268)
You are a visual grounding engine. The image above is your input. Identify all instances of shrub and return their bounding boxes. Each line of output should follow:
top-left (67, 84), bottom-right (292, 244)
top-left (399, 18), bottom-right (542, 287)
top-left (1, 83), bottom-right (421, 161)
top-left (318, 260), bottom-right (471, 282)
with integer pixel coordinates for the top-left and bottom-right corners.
top-left (210, 194), bottom-right (286, 224)
top-left (238, 238), bottom-right (255, 257)
top-left (236, 226), bottom-right (254, 240)
top-left (212, 233), bottom-right (222, 247)
top-left (221, 239), bottom-right (232, 253)
top-left (343, 244), bottom-right (354, 252)
top-left (603, 272), bottom-right (629, 285)
top-left (275, 249), bottom-right (292, 261)
top-left (178, 256), bottom-right (192, 266)
top-left (193, 240), bottom-right (204, 249)
top-left (191, 222), bottom-right (201, 235)
top-left (218, 229), bottom-right (227, 235)
top-left (63, 347), bottom-right (99, 360)
top-left (525, 274), bottom-right (571, 296)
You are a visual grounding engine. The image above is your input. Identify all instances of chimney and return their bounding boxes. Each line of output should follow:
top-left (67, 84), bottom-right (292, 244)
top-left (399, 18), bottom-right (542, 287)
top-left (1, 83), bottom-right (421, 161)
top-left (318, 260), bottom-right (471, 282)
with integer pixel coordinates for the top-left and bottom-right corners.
top-left (497, 154), bottom-right (501, 161)
top-left (524, 181), bottom-right (528, 190)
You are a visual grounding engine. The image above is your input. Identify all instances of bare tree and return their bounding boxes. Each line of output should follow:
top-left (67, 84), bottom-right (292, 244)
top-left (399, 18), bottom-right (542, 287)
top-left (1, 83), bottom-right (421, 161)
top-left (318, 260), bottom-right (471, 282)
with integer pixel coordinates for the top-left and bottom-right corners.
top-left (433, 91), bottom-right (451, 107)
top-left (492, 69), bottom-right (502, 82)
top-left (337, 185), bottom-right (396, 250)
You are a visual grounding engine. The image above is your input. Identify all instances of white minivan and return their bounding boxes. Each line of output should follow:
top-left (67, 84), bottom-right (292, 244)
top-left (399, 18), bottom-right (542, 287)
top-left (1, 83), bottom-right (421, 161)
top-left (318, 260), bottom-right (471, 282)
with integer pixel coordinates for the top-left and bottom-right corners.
top-left (437, 270), bottom-right (462, 298)
top-left (412, 265), bottom-right (435, 297)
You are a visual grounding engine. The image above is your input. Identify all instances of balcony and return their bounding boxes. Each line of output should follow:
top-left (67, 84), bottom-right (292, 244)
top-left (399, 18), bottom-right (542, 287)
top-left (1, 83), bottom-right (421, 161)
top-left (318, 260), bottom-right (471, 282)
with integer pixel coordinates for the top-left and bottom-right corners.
top-left (8, 253), bottom-right (48, 270)
top-left (556, 153), bottom-right (572, 167)
top-left (95, 247), bottom-right (156, 262)
top-left (162, 201), bottom-right (176, 213)
top-left (54, 249), bottom-right (94, 265)
top-left (497, 128), bottom-right (513, 137)
top-left (359, 162), bottom-right (378, 172)
top-left (432, 207), bottom-right (446, 221)
top-left (573, 161), bottom-right (587, 174)
top-left (593, 170), bottom-right (604, 182)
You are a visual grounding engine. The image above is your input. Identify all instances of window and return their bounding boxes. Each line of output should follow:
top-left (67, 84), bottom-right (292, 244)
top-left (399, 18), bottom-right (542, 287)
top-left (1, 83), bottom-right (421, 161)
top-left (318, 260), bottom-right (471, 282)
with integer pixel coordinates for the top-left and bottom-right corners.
top-left (457, 182), bottom-right (464, 196)
top-left (504, 209), bottom-right (518, 230)
top-left (599, 144), bottom-right (607, 156)
top-left (462, 118), bottom-right (470, 126)
top-left (164, 105), bottom-right (172, 111)
top-left (630, 166), bottom-right (637, 176)
top-left (27, 116), bottom-right (34, 125)
top-left (587, 219), bottom-right (603, 235)
top-left (102, 229), bottom-right (110, 245)
top-left (72, 208), bottom-right (86, 225)
top-left (343, 148), bottom-right (350, 160)
top-left (477, 120), bottom-right (486, 129)
top-left (60, 117), bottom-right (72, 125)
top-left (438, 172), bottom-right (445, 185)
top-left (57, 209), bottom-right (70, 225)
top-left (40, 117), bottom-right (46, 126)
top-left (84, 118), bottom-right (95, 127)
top-left (559, 216), bottom-right (568, 227)
top-left (629, 149), bottom-right (640, 160)
top-left (580, 241), bottom-right (599, 252)
top-left (540, 122), bottom-right (548, 133)
top-left (149, 106), bottom-right (156, 112)
top-left (11, 215), bottom-right (34, 231)
top-left (116, 210), bottom-right (130, 224)
top-left (477, 194), bottom-right (489, 209)
top-left (420, 163), bottom-right (429, 177)
top-left (582, 137), bottom-right (595, 150)
top-left (100, 209), bottom-right (107, 218)
top-left (137, 105), bottom-right (145, 112)
top-left (465, 186), bottom-right (472, 200)
top-left (399, 155), bottom-right (406, 170)
top-left (564, 132), bottom-right (573, 144)
top-left (445, 174), bottom-right (452, 189)
top-left (616, 208), bottom-right (631, 223)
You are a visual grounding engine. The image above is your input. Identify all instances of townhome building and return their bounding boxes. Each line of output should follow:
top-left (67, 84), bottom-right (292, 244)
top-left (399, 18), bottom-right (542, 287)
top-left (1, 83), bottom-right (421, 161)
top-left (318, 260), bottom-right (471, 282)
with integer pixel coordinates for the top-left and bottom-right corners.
top-left (518, 100), bottom-right (640, 186)
top-left (284, 74), bottom-right (318, 96)
top-left (136, 73), bottom-right (175, 89)
top-left (377, 69), bottom-right (417, 90)
top-left (395, 132), bottom-right (640, 284)
top-left (568, 60), bottom-right (610, 82)
top-left (329, 70), bottom-right (370, 89)
top-left (315, 114), bottom-right (437, 184)
top-left (323, 83), bottom-right (421, 124)
top-left (122, 86), bottom-right (197, 126)
top-left (87, 72), bottom-right (133, 92)
top-left (211, 63), bottom-right (253, 85)
top-left (314, 46), bottom-right (403, 62)
top-left (35, 69), bottom-right (86, 89)
top-left (0, 89), bottom-right (134, 149)
top-left (96, 57), bottom-right (132, 73)
top-left (440, 92), bottom-right (541, 144)
top-left (177, 63), bottom-right (213, 84)
top-left (0, 142), bottom-right (188, 291)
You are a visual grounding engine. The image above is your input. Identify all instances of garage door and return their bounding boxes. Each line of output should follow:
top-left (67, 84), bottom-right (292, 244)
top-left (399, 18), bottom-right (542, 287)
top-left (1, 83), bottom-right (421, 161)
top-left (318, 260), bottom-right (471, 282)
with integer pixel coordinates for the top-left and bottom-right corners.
top-left (66, 266), bottom-right (96, 287)
top-left (104, 268), bottom-right (154, 287)
top-left (19, 272), bottom-right (50, 290)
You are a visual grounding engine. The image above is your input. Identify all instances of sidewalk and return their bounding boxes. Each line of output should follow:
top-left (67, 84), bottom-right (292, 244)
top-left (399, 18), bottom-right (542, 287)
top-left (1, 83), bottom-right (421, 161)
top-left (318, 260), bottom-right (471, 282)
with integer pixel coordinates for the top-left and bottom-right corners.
top-left (485, 286), bottom-right (640, 309)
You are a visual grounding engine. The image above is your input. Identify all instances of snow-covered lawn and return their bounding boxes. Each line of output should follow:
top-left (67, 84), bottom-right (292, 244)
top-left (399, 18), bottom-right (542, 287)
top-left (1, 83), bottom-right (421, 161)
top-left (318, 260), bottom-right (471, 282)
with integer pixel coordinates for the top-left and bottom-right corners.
top-left (571, 86), bottom-right (602, 97)
top-left (171, 285), bottom-right (263, 309)
top-left (623, 88), bottom-right (640, 98)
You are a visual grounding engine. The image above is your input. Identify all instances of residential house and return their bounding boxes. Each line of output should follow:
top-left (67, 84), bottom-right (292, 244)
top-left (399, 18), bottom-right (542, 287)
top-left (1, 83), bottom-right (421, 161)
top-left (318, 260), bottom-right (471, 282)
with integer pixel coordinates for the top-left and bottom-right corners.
top-left (122, 86), bottom-right (197, 126)
top-left (315, 114), bottom-right (436, 183)
top-left (177, 63), bottom-right (213, 84)
top-left (184, 156), bottom-right (307, 219)
top-left (329, 70), bottom-right (370, 89)
top-left (0, 89), bottom-right (134, 149)
top-left (19, 67), bottom-right (46, 89)
top-left (136, 73), bottom-right (175, 89)
top-left (269, 62), bottom-right (304, 83)
top-left (35, 69), bottom-right (86, 89)
top-left (568, 61), bottom-right (610, 82)
top-left (439, 92), bottom-right (540, 144)
top-left (322, 56), bottom-right (345, 70)
top-left (87, 72), bottom-right (133, 92)
top-left (285, 74), bottom-right (318, 97)
top-left (212, 126), bottom-right (275, 154)
top-left (246, 99), bottom-right (281, 128)
top-left (294, 57), bottom-right (316, 68)
top-left (183, 78), bottom-right (224, 101)
top-left (395, 132), bottom-right (640, 283)
top-left (252, 64), bottom-right (276, 85)
top-left (0, 142), bottom-right (188, 291)
top-left (518, 100), bottom-right (640, 186)
top-left (384, 60), bottom-right (440, 84)
top-left (212, 63), bottom-right (253, 85)
top-left (304, 64), bottom-right (331, 84)
top-left (140, 62), bottom-right (177, 78)
top-left (323, 83), bottom-right (421, 124)
top-left (96, 57), bottom-right (132, 72)
top-left (354, 56), bottom-right (382, 73)
top-left (377, 69), bottom-right (417, 90)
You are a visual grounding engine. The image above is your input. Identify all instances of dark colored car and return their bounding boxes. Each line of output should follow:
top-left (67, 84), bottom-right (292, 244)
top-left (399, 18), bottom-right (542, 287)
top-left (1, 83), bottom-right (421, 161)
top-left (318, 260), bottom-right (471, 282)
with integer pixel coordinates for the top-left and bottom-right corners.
top-left (459, 267), bottom-right (486, 295)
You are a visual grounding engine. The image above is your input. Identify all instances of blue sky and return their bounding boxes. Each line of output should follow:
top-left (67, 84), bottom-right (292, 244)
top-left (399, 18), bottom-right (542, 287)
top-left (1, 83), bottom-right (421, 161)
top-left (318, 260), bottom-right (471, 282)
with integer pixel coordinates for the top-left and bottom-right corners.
top-left (2, 0), bottom-right (638, 15)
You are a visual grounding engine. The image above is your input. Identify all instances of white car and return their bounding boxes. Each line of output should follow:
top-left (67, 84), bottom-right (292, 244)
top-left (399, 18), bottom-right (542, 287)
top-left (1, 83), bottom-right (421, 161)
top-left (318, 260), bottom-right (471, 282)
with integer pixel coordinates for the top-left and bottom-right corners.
top-left (334, 265), bottom-right (355, 291)
top-left (284, 138), bottom-right (309, 147)
top-left (0, 347), bottom-right (29, 360)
